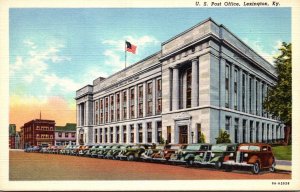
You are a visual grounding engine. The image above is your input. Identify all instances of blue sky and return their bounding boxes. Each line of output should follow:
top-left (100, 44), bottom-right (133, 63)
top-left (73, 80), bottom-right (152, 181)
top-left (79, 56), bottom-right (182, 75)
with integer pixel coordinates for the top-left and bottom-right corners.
top-left (9, 8), bottom-right (291, 126)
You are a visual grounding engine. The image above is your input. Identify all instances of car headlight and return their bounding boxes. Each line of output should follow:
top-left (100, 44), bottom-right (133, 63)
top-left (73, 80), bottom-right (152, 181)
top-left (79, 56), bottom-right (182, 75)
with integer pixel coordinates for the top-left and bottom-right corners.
top-left (244, 153), bottom-right (248, 157)
top-left (164, 151), bottom-right (168, 154)
top-left (211, 153), bottom-right (215, 158)
top-left (200, 153), bottom-right (203, 157)
top-left (229, 153), bottom-right (234, 157)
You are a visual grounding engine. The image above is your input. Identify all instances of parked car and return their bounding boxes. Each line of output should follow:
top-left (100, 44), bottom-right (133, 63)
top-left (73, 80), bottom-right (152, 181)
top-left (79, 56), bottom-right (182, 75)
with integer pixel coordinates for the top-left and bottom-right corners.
top-left (24, 146), bottom-right (33, 152)
top-left (140, 144), bottom-right (166, 162)
top-left (97, 144), bottom-right (113, 158)
top-left (78, 145), bottom-right (93, 156)
top-left (105, 144), bottom-right (124, 159)
top-left (152, 144), bottom-right (186, 162)
top-left (115, 144), bottom-right (134, 160)
top-left (193, 143), bottom-right (236, 169)
top-left (86, 145), bottom-right (101, 157)
top-left (122, 144), bottom-right (153, 161)
top-left (169, 143), bottom-right (212, 166)
top-left (56, 145), bottom-right (65, 154)
top-left (69, 145), bottom-right (80, 155)
top-left (72, 145), bottom-right (84, 156)
top-left (223, 143), bottom-right (276, 174)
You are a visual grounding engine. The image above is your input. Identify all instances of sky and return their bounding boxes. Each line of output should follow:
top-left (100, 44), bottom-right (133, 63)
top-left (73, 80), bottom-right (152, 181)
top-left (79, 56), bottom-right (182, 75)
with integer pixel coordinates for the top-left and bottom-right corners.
top-left (9, 8), bottom-right (291, 130)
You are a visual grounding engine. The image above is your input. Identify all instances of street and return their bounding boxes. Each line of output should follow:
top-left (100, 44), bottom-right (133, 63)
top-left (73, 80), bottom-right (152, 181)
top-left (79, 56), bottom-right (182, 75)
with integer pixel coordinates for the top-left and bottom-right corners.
top-left (9, 150), bottom-right (291, 180)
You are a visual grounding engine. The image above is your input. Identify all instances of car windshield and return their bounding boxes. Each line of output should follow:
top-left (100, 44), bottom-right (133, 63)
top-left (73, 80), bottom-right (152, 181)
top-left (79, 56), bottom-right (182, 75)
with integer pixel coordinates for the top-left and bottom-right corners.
top-left (132, 145), bottom-right (140, 149)
top-left (112, 146), bottom-right (118, 149)
top-left (239, 145), bottom-right (260, 151)
top-left (170, 145), bottom-right (180, 150)
top-left (186, 145), bottom-right (201, 150)
top-left (120, 146), bottom-right (128, 149)
top-left (211, 145), bottom-right (227, 152)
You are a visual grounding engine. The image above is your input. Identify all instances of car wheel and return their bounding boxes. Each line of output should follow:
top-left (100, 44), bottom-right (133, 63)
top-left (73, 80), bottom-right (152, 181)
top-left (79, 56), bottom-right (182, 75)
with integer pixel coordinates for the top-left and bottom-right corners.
top-left (185, 159), bottom-right (194, 167)
top-left (224, 165), bottom-right (232, 172)
top-left (269, 161), bottom-right (276, 172)
top-left (251, 162), bottom-right (260, 174)
top-left (214, 161), bottom-right (222, 169)
top-left (127, 154), bottom-right (134, 161)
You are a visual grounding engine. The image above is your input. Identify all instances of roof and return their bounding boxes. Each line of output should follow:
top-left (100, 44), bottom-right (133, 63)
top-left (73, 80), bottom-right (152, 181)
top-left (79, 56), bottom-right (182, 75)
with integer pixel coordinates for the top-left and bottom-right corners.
top-left (55, 123), bottom-right (76, 132)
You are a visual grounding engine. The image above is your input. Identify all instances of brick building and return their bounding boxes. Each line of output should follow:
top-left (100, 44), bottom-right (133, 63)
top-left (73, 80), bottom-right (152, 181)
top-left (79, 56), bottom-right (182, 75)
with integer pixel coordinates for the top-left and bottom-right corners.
top-left (22, 119), bottom-right (55, 148)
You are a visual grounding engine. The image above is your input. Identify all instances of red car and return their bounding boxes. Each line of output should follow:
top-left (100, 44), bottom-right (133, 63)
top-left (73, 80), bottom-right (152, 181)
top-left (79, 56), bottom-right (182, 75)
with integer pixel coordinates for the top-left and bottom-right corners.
top-left (223, 143), bottom-right (276, 174)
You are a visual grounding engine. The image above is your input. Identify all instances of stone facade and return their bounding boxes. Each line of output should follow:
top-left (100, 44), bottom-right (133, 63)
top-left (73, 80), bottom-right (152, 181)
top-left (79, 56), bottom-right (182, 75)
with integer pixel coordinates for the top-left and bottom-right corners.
top-left (75, 18), bottom-right (284, 145)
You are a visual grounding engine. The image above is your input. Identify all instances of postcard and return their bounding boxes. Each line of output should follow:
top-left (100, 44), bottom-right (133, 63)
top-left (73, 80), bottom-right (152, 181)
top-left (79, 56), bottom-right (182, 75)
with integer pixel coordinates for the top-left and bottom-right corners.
top-left (1, 0), bottom-right (299, 191)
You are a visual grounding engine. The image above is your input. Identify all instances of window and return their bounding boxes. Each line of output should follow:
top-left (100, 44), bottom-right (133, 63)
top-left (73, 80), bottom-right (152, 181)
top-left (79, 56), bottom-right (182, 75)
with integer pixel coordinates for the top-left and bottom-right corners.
top-left (167, 126), bottom-right (171, 144)
top-left (242, 120), bottom-right (247, 143)
top-left (234, 119), bottom-right (239, 143)
top-left (138, 103), bottom-right (143, 118)
top-left (197, 123), bottom-right (202, 143)
top-left (250, 121), bottom-right (253, 143)
top-left (249, 77), bottom-right (253, 114)
top-left (147, 122), bottom-right (152, 143)
top-left (123, 91), bottom-right (127, 120)
top-left (262, 123), bottom-right (265, 143)
top-left (100, 129), bottom-right (103, 143)
top-left (157, 79), bottom-right (162, 98)
top-left (138, 124), bottom-right (143, 143)
top-left (225, 65), bottom-right (230, 108)
top-left (267, 124), bottom-right (270, 142)
top-left (225, 116), bottom-right (231, 132)
top-left (130, 88), bottom-right (135, 119)
top-left (256, 122), bottom-right (259, 142)
top-left (58, 132), bottom-right (62, 138)
top-left (147, 101), bottom-right (152, 116)
top-left (71, 132), bottom-right (75, 138)
top-left (242, 73), bottom-right (246, 112)
top-left (100, 113), bottom-right (103, 124)
top-left (95, 101), bottom-right (99, 111)
top-left (256, 81), bottom-right (259, 115)
top-left (262, 83), bottom-right (265, 116)
top-left (110, 95), bottom-right (114, 122)
top-left (157, 121), bottom-right (162, 143)
top-left (147, 82), bottom-right (152, 95)
top-left (65, 132), bottom-right (69, 138)
top-left (234, 69), bottom-right (238, 110)
top-left (186, 68), bottom-right (192, 108)
top-left (100, 99), bottom-right (103, 123)
top-left (116, 126), bottom-right (120, 143)
top-left (110, 127), bottom-right (113, 143)
top-left (138, 85), bottom-right (143, 103)
top-left (123, 125), bottom-right (127, 143)
top-left (104, 128), bottom-right (107, 143)
top-left (130, 105), bottom-right (135, 119)
top-left (96, 114), bottom-right (98, 125)
top-left (94, 129), bottom-right (98, 143)
top-left (156, 98), bottom-right (162, 114)
top-left (130, 125), bottom-right (134, 143)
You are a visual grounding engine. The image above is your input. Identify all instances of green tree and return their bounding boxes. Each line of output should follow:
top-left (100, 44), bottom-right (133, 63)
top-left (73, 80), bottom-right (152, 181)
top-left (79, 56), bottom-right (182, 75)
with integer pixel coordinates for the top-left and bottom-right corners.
top-left (264, 42), bottom-right (291, 144)
top-left (215, 129), bottom-right (231, 144)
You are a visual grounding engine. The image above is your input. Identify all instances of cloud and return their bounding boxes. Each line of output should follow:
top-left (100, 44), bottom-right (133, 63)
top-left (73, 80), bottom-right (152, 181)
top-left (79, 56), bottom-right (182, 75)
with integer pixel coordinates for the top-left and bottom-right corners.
top-left (243, 38), bottom-right (283, 65)
top-left (10, 39), bottom-right (76, 94)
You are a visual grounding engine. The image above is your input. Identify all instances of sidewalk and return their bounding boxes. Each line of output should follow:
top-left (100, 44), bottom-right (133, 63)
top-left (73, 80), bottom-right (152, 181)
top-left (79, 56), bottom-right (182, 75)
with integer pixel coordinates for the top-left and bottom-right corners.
top-left (275, 159), bottom-right (291, 172)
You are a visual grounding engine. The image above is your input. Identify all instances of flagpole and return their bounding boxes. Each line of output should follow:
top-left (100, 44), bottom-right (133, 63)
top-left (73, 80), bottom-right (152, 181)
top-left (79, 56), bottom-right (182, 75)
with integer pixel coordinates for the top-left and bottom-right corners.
top-left (125, 41), bottom-right (127, 68)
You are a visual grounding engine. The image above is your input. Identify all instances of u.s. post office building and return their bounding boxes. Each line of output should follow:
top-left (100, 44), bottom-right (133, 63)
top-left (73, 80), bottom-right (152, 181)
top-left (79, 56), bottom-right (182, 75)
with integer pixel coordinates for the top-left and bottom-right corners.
top-left (75, 18), bottom-right (284, 145)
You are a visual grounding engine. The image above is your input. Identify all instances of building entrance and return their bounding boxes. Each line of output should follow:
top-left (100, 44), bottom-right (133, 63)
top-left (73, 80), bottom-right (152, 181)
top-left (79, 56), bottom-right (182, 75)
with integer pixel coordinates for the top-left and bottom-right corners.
top-left (179, 125), bottom-right (188, 144)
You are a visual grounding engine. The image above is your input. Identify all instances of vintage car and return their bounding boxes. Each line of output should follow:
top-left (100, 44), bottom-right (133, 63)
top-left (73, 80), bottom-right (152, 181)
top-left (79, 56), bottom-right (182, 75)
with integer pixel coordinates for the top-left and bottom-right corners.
top-left (169, 143), bottom-right (212, 166)
top-left (60, 145), bottom-right (72, 155)
top-left (87, 145), bottom-right (102, 157)
top-left (48, 145), bottom-right (58, 154)
top-left (124, 144), bottom-right (153, 161)
top-left (69, 145), bottom-right (80, 155)
top-left (78, 145), bottom-right (93, 156)
top-left (72, 145), bottom-right (84, 156)
top-left (140, 144), bottom-right (166, 162)
top-left (193, 143), bottom-right (237, 169)
top-left (56, 145), bottom-right (65, 154)
top-left (223, 143), bottom-right (276, 174)
top-left (97, 144), bottom-right (114, 158)
top-left (152, 144), bottom-right (186, 162)
top-left (115, 145), bottom-right (134, 160)
top-left (104, 144), bottom-right (124, 159)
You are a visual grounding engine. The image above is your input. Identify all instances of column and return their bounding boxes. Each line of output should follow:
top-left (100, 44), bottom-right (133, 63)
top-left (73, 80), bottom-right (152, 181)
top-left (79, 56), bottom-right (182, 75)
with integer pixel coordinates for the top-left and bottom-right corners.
top-left (230, 64), bottom-right (235, 109)
top-left (114, 93), bottom-right (117, 122)
top-left (127, 124), bottom-right (131, 144)
top-left (120, 125), bottom-right (124, 143)
top-left (143, 122), bottom-right (147, 143)
top-left (126, 89), bottom-right (130, 120)
top-left (152, 120), bottom-right (157, 144)
top-left (108, 96), bottom-right (111, 123)
top-left (143, 82), bottom-right (147, 116)
top-left (152, 79), bottom-right (156, 115)
top-left (172, 67), bottom-right (179, 110)
top-left (191, 58), bottom-right (199, 107)
top-left (239, 69), bottom-right (243, 111)
top-left (107, 127), bottom-right (111, 143)
top-left (113, 126), bottom-right (117, 143)
top-left (257, 123), bottom-right (262, 142)
top-left (134, 86), bottom-right (138, 118)
top-left (77, 104), bottom-right (80, 126)
top-left (253, 79), bottom-right (257, 115)
top-left (102, 128), bottom-right (105, 143)
top-left (245, 74), bottom-right (249, 114)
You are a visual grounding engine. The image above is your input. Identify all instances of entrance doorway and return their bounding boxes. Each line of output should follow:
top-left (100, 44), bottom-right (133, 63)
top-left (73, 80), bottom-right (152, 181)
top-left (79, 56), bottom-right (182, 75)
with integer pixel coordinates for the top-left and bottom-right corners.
top-left (179, 125), bottom-right (188, 144)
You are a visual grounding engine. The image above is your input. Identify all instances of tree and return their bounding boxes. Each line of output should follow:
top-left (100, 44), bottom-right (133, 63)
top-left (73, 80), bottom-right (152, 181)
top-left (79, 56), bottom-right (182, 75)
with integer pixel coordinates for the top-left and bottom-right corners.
top-left (215, 129), bottom-right (231, 144)
top-left (264, 42), bottom-right (291, 145)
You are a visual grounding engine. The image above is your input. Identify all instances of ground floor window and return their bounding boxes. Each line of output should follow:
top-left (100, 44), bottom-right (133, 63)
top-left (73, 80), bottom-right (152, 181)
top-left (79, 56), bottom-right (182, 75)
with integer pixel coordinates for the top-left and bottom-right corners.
top-left (234, 119), bottom-right (239, 143)
top-left (138, 124), bottom-right (143, 143)
top-left (242, 120), bottom-right (247, 143)
top-left (147, 122), bottom-right (152, 143)
top-left (167, 126), bottom-right (171, 144)
top-left (157, 121), bottom-right (162, 143)
top-left (256, 122), bottom-right (259, 142)
top-left (250, 121), bottom-right (254, 143)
